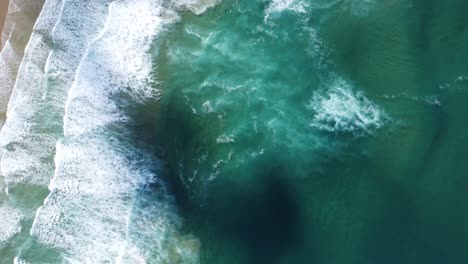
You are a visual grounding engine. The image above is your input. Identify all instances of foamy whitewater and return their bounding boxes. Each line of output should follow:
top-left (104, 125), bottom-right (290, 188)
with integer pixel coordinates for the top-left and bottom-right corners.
top-left (31, 1), bottom-right (192, 262)
top-left (0, 0), bottom-right (218, 262)
top-left (0, 0), bottom-right (63, 187)
top-left (0, 0), bottom-right (45, 245)
top-left (0, 0), bottom-right (45, 127)
top-left (0, 0), bottom-right (61, 249)
top-left (307, 77), bottom-right (386, 135)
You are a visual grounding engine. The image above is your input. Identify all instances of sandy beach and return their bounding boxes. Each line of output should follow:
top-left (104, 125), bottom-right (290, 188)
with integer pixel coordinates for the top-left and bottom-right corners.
top-left (0, 0), bottom-right (9, 47)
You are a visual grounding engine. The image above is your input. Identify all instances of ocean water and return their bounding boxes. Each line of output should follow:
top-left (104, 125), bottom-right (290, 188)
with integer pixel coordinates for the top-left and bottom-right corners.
top-left (1, 0), bottom-right (468, 263)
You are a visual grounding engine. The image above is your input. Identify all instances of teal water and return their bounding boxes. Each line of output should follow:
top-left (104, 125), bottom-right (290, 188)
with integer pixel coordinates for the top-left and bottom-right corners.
top-left (151, 1), bottom-right (468, 263)
top-left (1, 0), bottom-right (468, 263)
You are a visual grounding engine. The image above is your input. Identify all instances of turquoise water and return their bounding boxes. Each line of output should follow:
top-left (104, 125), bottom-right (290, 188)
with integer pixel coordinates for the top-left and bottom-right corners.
top-left (153, 1), bottom-right (468, 263)
top-left (1, 0), bottom-right (468, 263)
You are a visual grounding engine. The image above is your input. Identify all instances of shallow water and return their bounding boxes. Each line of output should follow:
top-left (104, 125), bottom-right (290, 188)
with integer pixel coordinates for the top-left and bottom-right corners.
top-left (1, 0), bottom-right (468, 263)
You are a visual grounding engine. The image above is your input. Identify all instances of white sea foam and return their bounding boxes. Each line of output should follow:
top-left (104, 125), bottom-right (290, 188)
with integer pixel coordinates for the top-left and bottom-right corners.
top-left (120, 192), bottom-right (200, 263)
top-left (0, 205), bottom-right (22, 244)
top-left (14, 257), bottom-right (51, 264)
top-left (0, 44), bottom-right (23, 127)
top-left (0, 0), bottom-right (45, 127)
top-left (0, 0), bottom-right (111, 186)
top-left (264, 0), bottom-right (309, 19)
top-left (0, 0), bottom-right (62, 187)
top-left (170, 0), bottom-right (220, 15)
top-left (32, 137), bottom-right (187, 263)
top-left (63, 0), bottom-right (168, 137)
top-left (31, 0), bottom-right (199, 262)
top-left (216, 134), bottom-right (235, 144)
top-left (307, 78), bottom-right (386, 135)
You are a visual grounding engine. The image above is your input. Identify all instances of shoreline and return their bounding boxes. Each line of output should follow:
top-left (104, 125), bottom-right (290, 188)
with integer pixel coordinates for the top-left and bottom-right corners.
top-left (0, 0), bottom-right (9, 48)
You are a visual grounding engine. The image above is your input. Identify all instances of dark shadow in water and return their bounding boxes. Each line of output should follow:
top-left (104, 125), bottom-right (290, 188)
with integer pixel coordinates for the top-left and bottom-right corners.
top-left (133, 92), bottom-right (309, 263)
top-left (362, 176), bottom-right (420, 264)
top-left (198, 163), bottom-right (305, 264)
top-left (363, 168), bottom-right (468, 264)
top-left (408, 0), bottom-right (433, 52)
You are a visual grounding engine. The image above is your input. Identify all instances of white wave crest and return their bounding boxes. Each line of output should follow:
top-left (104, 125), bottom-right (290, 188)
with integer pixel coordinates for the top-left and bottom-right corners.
top-left (307, 78), bottom-right (386, 135)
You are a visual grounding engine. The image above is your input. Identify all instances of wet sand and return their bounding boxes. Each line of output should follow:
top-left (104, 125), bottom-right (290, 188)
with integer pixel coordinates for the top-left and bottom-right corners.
top-left (0, 0), bottom-right (9, 48)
